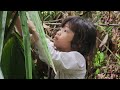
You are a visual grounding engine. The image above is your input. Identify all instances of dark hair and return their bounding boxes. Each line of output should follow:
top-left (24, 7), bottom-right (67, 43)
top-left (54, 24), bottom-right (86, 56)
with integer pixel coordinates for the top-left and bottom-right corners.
top-left (61, 16), bottom-right (96, 57)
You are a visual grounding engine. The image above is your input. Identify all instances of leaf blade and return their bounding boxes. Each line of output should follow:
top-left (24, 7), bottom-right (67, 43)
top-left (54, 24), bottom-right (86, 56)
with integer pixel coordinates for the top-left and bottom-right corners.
top-left (0, 11), bottom-right (7, 79)
top-left (28, 11), bottom-right (56, 74)
top-left (19, 11), bottom-right (32, 79)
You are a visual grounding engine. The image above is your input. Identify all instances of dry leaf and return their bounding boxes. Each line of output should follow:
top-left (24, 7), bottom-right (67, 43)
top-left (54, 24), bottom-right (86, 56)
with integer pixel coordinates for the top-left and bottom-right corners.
top-left (99, 33), bottom-right (108, 48)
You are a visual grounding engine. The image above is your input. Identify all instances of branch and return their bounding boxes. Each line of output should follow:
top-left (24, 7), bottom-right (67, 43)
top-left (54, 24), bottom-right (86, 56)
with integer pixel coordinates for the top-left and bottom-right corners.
top-left (44, 23), bottom-right (61, 25)
top-left (94, 23), bottom-right (120, 26)
top-left (43, 19), bottom-right (62, 23)
top-left (45, 22), bottom-right (120, 27)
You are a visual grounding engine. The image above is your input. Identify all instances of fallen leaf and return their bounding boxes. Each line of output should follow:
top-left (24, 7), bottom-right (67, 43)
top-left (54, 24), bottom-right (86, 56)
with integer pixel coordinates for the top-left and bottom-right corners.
top-left (99, 33), bottom-right (108, 48)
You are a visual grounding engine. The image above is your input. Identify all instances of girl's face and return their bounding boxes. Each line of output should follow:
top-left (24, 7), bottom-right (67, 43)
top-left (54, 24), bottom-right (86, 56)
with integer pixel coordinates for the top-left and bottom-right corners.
top-left (53, 23), bottom-right (74, 52)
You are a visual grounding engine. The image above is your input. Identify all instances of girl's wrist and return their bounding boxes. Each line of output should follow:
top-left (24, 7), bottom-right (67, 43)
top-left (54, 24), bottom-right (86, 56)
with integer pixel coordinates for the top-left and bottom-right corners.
top-left (31, 29), bottom-right (36, 34)
top-left (32, 31), bottom-right (39, 42)
top-left (29, 28), bottom-right (36, 35)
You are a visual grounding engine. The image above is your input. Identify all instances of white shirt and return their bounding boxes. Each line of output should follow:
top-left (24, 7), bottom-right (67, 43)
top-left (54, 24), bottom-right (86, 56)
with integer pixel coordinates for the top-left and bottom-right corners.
top-left (34, 38), bottom-right (86, 79)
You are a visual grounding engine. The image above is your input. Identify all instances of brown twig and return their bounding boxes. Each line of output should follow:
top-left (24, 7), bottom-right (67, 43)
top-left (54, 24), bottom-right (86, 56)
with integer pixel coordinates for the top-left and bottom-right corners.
top-left (94, 23), bottom-right (120, 26)
top-left (44, 22), bottom-right (120, 27)
top-left (44, 23), bottom-right (61, 25)
top-left (43, 19), bottom-right (62, 23)
top-left (49, 28), bottom-right (60, 30)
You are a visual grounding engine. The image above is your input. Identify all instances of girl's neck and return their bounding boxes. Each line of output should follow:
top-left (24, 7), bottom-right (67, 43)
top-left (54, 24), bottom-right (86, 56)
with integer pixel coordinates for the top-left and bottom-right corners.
top-left (57, 46), bottom-right (72, 52)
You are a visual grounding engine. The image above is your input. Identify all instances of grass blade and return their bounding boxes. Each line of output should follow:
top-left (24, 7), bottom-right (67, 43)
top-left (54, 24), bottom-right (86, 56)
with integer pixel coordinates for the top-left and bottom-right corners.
top-left (19, 11), bottom-right (32, 79)
top-left (0, 11), bottom-right (7, 79)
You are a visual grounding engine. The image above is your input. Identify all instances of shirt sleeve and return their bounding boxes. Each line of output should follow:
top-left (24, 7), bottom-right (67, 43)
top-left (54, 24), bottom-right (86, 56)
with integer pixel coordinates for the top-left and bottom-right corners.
top-left (34, 38), bottom-right (86, 71)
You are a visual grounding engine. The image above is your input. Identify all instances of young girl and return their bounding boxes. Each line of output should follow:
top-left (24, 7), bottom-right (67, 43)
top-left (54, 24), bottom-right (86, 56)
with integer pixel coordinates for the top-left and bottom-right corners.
top-left (16, 16), bottom-right (96, 79)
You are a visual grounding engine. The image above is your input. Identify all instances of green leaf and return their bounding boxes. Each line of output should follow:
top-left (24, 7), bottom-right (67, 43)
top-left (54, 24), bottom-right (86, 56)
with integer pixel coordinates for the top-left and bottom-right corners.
top-left (105, 26), bottom-right (113, 32)
top-left (115, 54), bottom-right (120, 60)
top-left (0, 11), bottom-right (7, 79)
top-left (28, 11), bottom-right (56, 74)
top-left (1, 33), bottom-right (26, 79)
top-left (99, 52), bottom-right (105, 62)
top-left (95, 68), bottom-right (100, 75)
top-left (94, 51), bottom-right (105, 67)
top-left (19, 11), bottom-right (32, 79)
top-left (115, 53), bottom-right (120, 65)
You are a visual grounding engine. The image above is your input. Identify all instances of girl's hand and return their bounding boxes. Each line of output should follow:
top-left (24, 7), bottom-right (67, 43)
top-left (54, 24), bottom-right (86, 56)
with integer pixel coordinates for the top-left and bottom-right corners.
top-left (27, 20), bottom-right (36, 34)
top-left (27, 20), bottom-right (39, 44)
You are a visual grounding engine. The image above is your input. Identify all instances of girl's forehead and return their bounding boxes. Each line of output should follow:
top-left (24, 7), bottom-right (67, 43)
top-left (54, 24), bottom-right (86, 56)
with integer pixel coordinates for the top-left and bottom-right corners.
top-left (63, 23), bottom-right (70, 28)
top-left (62, 23), bottom-right (74, 33)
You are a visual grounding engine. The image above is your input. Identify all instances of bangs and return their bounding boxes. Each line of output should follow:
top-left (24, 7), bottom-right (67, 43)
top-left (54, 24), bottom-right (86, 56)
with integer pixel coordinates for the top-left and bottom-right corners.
top-left (61, 16), bottom-right (81, 33)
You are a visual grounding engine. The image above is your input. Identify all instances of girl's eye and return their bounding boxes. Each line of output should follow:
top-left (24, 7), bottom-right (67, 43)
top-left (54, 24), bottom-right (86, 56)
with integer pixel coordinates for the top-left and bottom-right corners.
top-left (64, 30), bottom-right (67, 32)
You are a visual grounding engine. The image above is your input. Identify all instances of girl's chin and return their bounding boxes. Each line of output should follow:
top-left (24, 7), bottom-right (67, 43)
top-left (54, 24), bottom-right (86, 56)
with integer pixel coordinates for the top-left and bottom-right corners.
top-left (54, 42), bottom-right (57, 47)
top-left (54, 42), bottom-right (59, 48)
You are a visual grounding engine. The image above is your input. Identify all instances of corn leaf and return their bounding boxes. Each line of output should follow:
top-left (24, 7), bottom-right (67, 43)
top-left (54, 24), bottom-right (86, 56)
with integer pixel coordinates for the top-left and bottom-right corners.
top-left (19, 11), bottom-right (32, 79)
top-left (0, 11), bottom-right (7, 79)
top-left (1, 33), bottom-right (26, 79)
top-left (28, 11), bottom-right (56, 74)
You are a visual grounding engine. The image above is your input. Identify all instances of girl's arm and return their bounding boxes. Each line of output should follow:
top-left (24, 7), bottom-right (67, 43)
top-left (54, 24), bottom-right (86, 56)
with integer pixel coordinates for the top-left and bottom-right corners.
top-left (27, 20), bottom-right (39, 45)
